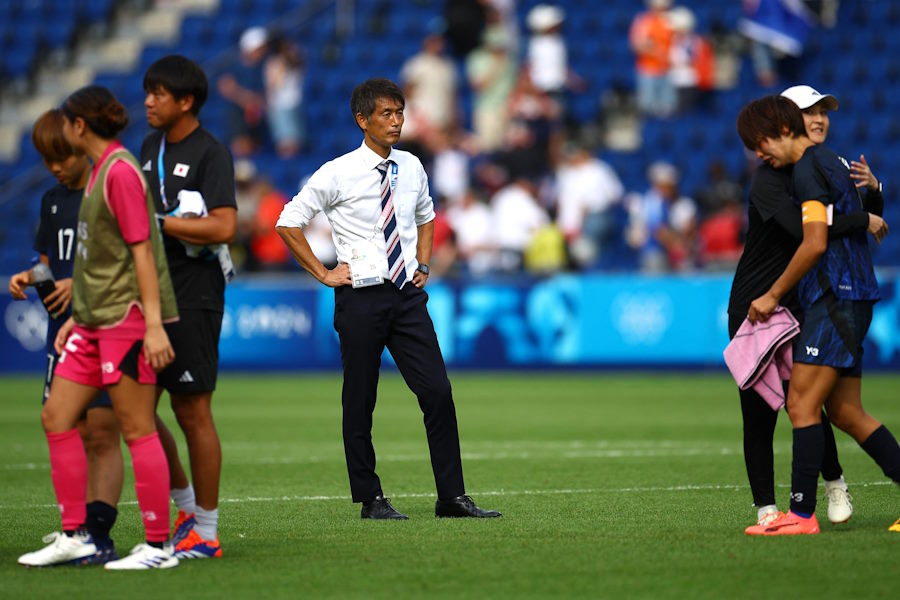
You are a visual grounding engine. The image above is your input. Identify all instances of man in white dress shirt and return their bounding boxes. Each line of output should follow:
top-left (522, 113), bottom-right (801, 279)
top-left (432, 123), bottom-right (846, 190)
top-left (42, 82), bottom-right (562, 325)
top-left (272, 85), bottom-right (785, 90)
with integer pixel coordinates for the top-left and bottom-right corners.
top-left (276, 78), bottom-right (500, 520)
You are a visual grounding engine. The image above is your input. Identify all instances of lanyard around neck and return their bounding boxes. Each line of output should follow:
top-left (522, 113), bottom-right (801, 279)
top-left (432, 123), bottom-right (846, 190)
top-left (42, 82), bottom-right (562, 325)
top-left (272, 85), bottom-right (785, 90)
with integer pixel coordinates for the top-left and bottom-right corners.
top-left (157, 136), bottom-right (171, 211)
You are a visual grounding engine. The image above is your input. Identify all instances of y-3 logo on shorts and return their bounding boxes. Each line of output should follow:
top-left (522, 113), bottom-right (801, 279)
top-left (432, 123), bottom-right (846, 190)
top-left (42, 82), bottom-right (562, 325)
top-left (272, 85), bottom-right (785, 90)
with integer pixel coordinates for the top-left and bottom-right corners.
top-left (806, 346), bottom-right (819, 357)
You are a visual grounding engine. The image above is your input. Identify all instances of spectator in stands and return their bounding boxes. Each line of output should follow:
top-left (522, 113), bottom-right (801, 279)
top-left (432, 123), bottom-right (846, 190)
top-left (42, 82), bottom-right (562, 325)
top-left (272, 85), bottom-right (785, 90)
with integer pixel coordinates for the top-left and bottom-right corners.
top-left (400, 30), bottom-right (458, 154)
top-left (9, 109), bottom-right (123, 565)
top-left (491, 176), bottom-right (550, 272)
top-left (737, 0), bottom-right (817, 88)
top-left (525, 4), bottom-right (582, 112)
top-left (667, 6), bottom-right (715, 113)
top-left (430, 125), bottom-right (471, 209)
top-left (429, 207), bottom-right (458, 278)
top-left (217, 26), bottom-right (268, 157)
top-left (484, 0), bottom-right (520, 55)
top-left (466, 26), bottom-right (518, 153)
top-left (264, 33), bottom-right (305, 158)
top-left (624, 161), bottom-right (698, 272)
top-left (698, 192), bottom-right (744, 271)
top-left (447, 188), bottom-right (495, 276)
top-left (629, 0), bottom-right (676, 118)
top-left (493, 71), bottom-right (564, 182)
top-left (248, 179), bottom-right (291, 272)
top-left (555, 141), bottom-right (624, 267)
top-left (694, 159), bottom-right (745, 216)
top-left (443, 0), bottom-right (486, 59)
top-left (232, 159), bottom-right (260, 271)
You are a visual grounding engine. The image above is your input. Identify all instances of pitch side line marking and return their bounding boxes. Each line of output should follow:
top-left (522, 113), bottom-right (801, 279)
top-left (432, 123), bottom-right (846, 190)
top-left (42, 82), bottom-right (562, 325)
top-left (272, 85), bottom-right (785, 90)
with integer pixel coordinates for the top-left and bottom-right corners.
top-left (0, 481), bottom-right (894, 510)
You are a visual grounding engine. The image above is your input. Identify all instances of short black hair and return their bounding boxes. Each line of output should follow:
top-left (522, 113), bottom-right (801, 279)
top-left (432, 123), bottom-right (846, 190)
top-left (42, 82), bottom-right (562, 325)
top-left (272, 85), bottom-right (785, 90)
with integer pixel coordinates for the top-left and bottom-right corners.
top-left (736, 95), bottom-right (806, 152)
top-left (350, 78), bottom-right (404, 123)
top-left (143, 55), bottom-right (208, 115)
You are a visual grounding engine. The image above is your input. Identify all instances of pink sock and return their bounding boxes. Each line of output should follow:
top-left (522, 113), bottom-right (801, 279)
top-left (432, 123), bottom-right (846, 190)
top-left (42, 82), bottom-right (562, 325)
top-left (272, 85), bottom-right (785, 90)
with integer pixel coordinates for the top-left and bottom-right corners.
top-left (127, 432), bottom-right (171, 543)
top-left (46, 429), bottom-right (88, 531)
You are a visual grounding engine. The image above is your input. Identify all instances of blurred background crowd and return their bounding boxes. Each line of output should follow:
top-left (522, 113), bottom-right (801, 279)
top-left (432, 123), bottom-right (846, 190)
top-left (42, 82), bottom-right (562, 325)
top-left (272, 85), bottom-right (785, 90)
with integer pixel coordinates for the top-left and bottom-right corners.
top-left (1, 0), bottom-right (897, 279)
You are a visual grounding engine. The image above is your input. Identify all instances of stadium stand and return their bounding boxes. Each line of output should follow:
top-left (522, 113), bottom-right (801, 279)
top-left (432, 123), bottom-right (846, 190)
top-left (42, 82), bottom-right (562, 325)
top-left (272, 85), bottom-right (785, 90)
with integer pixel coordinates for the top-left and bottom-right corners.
top-left (1, 0), bottom-right (898, 274)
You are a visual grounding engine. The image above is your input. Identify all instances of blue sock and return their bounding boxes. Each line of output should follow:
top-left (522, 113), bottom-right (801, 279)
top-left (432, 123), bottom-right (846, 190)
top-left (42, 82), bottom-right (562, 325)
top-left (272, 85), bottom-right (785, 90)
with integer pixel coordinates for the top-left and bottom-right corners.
top-left (861, 425), bottom-right (900, 484)
top-left (85, 501), bottom-right (117, 546)
top-left (790, 424), bottom-right (823, 516)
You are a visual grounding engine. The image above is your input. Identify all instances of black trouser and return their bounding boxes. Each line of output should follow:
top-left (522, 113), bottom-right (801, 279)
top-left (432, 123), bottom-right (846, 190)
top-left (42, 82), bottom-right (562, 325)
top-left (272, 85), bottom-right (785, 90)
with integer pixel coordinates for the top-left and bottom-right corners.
top-left (729, 313), bottom-right (843, 506)
top-left (334, 283), bottom-right (465, 503)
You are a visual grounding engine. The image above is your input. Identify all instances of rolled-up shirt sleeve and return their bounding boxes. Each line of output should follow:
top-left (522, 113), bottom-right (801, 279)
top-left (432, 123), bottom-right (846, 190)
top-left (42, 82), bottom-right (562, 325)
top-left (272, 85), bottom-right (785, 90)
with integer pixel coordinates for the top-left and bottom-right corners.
top-left (413, 158), bottom-right (435, 226)
top-left (277, 167), bottom-right (335, 229)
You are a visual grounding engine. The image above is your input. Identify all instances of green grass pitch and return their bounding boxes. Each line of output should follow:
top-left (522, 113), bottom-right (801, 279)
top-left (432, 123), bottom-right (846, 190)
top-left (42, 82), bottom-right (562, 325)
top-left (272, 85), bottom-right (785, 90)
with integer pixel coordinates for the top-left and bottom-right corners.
top-left (1, 372), bottom-right (898, 598)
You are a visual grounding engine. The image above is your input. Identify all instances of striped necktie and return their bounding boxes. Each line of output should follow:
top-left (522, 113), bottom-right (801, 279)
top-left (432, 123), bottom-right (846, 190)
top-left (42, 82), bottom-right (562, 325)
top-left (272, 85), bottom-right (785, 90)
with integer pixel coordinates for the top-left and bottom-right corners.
top-left (378, 159), bottom-right (406, 289)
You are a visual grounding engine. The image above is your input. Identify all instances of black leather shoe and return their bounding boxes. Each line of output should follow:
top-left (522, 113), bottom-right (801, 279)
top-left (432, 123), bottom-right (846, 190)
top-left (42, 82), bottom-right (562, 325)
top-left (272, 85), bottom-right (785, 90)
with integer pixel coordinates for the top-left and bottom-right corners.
top-left (435, 495), bottom-right (501, 518)
top-left (361, 496), bottom-right (408, 520)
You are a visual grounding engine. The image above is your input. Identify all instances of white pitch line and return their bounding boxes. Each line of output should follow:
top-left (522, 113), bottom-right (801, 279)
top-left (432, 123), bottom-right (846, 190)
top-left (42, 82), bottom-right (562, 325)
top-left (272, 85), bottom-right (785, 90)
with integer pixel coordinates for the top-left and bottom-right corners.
top-left (0, 481), bottom-right (894, 511)
top-left (1, 446), bottom-right (747, 471)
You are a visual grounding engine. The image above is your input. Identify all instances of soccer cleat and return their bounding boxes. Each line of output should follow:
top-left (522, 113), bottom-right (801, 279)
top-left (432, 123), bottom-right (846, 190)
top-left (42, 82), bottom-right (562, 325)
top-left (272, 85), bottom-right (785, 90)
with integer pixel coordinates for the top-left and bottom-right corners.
top-left (171, 510), bottom-right (196, 545)
top-left (824, 482), bottom-right (853, 524)
top-left (745, 511), bottom-right (820, 536)
top-left (104, 543), bottom-right (178, 570)
top-left (18, 531), bottom-right (98, 567)
top-left (174, 529), bottom-right (222, 559)
top-left (889, 517), bottom-right (900, 532)
top-left (753, 508), bottom-right (784, 528)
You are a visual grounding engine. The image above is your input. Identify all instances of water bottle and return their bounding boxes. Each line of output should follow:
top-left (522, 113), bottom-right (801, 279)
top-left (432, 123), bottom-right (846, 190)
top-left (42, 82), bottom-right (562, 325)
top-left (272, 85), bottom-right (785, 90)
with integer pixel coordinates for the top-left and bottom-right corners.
top-left (32, 263), bottom-right (56, 306)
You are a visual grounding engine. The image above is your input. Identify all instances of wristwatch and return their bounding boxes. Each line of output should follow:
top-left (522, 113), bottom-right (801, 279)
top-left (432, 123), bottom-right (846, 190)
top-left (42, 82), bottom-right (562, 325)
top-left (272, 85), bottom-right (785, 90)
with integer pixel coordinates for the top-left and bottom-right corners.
top-left (416, 263), bottom-right (430, 275)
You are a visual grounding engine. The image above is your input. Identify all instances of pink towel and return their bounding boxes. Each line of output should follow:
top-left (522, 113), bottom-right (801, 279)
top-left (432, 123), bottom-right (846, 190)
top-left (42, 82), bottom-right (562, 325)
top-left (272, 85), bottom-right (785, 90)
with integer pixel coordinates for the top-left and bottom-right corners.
top-left (723, 306), bottom-right (800, 411)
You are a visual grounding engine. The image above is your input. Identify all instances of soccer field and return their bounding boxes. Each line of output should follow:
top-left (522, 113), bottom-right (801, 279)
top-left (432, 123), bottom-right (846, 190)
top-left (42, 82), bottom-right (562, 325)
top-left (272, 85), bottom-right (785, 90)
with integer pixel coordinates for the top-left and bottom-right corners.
top-left (2, 372), bottom-right (898, 598)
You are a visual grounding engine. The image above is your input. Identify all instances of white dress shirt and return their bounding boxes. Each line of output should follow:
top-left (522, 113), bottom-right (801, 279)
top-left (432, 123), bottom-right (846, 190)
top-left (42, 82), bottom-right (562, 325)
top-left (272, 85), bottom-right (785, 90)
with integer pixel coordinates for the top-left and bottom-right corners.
top-left (277, 141), bottom-right (435, 282)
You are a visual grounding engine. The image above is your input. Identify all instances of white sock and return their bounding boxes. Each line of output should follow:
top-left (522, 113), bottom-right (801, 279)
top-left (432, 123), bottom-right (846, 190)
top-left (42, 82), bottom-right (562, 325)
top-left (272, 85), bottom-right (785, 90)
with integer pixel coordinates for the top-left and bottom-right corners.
top-left (171, 485), bottom-right (196, 515)
top-left (194, 506), bottom-right (218, 540)
top-left (824, 475), bottom-right (848, 491)
top-left (757, 504), bottom-right (778, 521)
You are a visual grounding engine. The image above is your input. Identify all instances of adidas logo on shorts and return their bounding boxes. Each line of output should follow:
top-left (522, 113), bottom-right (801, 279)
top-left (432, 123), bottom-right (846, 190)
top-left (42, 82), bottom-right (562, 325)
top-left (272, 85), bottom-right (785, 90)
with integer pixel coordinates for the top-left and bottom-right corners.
top-left (179, 371), bottom-right (195, 383)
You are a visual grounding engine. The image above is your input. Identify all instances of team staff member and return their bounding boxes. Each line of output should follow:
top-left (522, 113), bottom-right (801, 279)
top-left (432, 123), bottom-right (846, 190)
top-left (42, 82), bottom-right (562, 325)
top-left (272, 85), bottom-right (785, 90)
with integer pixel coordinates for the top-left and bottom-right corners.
top-left (18, 85), bottom-right (179, 569)
top-left (9, 109), bottom-right (123, 562)
top-left (737, 95), bottom-right (900, 535)
top-left (727, 85), bottom-right (885, 530)
top-left (141, 55), bottom-right (236, 558)
top-left (277, 78), bottom-right (500, 520)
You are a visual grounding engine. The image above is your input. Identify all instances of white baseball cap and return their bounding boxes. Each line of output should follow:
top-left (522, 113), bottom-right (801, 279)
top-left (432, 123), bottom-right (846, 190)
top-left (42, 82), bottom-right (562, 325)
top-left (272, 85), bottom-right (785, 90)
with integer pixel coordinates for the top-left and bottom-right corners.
top-left (781, 85), bottom-right (839, 111)
top-left (239, 27), bottom-right (268, 54)
top-left (527, 4), bottom-right (565, 31)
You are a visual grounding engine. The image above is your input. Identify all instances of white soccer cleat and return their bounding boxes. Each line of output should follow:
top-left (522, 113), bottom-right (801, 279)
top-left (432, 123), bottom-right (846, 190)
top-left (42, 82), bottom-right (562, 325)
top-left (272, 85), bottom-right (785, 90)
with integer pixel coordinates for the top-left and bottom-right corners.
top-left (103, 542), bottom-right (178, 570)
top-left (18, 531), bottom-right (97, 567)
top-left (825, 481), bottom-right (853, 524)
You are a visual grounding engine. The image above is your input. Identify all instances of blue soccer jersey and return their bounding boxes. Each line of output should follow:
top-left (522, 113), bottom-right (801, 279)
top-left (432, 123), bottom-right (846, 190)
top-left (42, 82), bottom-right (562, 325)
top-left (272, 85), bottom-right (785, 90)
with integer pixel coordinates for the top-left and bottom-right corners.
top-left (791, 145), bottom-right (880, 308)
top-left (32, 183), bottom-right (83, 347)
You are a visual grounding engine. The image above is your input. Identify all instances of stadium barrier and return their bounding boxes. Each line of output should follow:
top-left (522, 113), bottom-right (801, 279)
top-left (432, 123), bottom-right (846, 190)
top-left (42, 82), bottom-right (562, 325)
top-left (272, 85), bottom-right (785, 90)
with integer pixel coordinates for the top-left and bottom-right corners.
top-left (2, 272), bottom-right (899, 372)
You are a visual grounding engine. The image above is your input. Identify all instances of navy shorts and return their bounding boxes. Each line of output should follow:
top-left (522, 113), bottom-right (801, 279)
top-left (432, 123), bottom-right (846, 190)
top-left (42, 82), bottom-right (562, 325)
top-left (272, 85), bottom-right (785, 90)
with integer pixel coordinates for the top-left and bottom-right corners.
top-left (157, 309), bottom-right (222, 394)
top-left (793, 292), bottom-right (873, 377)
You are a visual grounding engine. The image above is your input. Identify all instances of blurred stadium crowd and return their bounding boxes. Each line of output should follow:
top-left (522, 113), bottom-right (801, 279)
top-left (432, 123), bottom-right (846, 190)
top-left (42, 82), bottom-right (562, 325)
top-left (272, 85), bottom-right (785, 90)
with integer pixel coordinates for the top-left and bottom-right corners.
top-left (1, 0), bottom-right (898, 278)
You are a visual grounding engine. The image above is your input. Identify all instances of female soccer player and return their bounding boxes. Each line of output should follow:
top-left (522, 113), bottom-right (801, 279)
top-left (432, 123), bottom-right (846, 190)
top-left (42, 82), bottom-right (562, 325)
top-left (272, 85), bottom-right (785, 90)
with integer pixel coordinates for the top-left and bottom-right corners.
top-left (9, 109), bottom-right (124, 562)
top-left (737, 95), bottom-right (899, 535)
top-left (727, 86), bottom-right (885, 530)
top-left (17, 86), bottom-right (181, 568)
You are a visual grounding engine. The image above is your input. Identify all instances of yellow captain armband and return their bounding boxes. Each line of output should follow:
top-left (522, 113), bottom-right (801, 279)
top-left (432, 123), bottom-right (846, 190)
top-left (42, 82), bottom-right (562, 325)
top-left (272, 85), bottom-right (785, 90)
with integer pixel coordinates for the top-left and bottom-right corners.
top-left (801, 201), bottom-right (828, 224)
